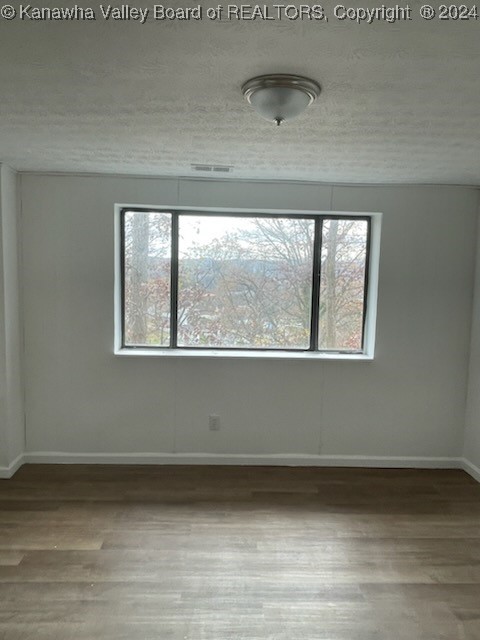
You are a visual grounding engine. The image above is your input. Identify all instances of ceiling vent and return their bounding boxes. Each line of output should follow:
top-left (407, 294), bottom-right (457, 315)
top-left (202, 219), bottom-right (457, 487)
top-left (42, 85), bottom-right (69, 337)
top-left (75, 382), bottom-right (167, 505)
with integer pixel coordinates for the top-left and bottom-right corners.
top-left (191, 164), bottom-right (233, 174)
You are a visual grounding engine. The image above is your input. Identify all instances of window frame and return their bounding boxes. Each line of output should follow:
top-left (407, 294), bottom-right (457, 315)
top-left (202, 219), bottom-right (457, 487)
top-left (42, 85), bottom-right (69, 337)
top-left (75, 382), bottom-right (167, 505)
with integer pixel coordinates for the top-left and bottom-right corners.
top-left (115, 205), bottom-right (381, 360)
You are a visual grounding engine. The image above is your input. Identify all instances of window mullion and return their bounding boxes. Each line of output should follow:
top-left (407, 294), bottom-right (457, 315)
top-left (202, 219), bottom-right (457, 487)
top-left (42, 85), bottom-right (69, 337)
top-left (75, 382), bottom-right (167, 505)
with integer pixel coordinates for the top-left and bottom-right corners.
top-left (170, 213), bottom-right (179, 348)
top-left (309, 217), bottom-right (322, 351)
top-left (360, 217), bottom-right (372, 351)
top-left (120, 209), bottom-right (126, 349)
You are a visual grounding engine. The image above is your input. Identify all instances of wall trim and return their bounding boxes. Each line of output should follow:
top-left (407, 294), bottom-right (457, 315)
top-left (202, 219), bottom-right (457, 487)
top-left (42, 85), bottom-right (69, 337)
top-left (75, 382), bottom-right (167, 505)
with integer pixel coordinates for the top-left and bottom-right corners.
top-left (4, 454), bottom-right (479, 481)
top-left (0, 452), bottom-right (25, 479)
top-left (462, 457), bottom-right (480, 482)
top-left (23, 452), bottom-right (464, 468)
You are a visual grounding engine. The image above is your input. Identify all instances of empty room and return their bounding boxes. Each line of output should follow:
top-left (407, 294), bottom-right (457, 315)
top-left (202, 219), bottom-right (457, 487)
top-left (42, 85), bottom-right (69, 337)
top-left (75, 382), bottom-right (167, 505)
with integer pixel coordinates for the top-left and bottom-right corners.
top-left (1, 2), bottom-right (480, 638)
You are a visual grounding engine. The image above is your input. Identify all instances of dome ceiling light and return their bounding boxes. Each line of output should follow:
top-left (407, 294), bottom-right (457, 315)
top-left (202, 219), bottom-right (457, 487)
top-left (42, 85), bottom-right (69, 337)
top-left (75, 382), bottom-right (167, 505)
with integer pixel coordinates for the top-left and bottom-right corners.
top-left (242, 74), bottom-right (321, 126)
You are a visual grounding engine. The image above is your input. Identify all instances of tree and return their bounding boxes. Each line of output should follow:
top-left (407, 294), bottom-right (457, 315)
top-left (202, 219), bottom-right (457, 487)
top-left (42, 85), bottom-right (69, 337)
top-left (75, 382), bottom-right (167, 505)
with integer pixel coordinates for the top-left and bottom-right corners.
top-left (124, 212), bottom-right (171, 345)
top-left (320, 219), bottom-right (368, 350)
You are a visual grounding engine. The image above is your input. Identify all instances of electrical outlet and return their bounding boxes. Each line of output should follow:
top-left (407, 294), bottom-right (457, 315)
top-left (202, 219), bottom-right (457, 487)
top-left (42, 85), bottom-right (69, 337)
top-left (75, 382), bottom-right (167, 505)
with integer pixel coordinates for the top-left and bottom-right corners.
top-left (209, 414), bottom-right (220, 431)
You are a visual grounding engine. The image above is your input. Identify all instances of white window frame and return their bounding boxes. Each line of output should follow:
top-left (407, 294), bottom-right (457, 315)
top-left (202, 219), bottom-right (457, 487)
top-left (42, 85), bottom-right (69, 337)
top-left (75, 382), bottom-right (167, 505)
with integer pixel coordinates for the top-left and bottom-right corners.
top-left (114, 205), bottom-right (381, 360)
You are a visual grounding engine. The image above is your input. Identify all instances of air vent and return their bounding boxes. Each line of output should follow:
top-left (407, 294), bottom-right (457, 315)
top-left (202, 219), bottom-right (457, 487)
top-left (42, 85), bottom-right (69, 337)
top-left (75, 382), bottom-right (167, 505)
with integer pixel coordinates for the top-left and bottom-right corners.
top-left (191, 164), bottom-right (233, 174)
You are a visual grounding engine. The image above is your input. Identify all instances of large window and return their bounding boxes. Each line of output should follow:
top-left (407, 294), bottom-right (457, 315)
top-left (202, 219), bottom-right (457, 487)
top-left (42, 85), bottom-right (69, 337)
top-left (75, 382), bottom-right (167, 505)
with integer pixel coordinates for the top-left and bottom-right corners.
top-left (119, 209), bottom-right (372, 354)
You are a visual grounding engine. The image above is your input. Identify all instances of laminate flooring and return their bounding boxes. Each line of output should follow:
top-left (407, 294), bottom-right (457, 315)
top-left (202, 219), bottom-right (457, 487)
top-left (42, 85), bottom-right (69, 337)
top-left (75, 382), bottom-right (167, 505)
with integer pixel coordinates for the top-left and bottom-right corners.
top-left (1, 464), bottom-right (480, 639)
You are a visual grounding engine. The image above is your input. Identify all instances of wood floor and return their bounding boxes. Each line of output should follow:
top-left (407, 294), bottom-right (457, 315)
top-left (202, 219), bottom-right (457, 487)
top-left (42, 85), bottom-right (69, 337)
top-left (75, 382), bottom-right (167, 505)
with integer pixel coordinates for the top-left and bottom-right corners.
top-left (1, 465), bottom-right (480, 639)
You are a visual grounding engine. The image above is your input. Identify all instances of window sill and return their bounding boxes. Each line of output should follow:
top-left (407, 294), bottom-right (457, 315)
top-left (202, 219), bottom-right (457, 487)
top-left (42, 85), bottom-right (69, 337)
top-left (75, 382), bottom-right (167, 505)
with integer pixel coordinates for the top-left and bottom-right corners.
top-left (115, 348), bottom-right (374, 361)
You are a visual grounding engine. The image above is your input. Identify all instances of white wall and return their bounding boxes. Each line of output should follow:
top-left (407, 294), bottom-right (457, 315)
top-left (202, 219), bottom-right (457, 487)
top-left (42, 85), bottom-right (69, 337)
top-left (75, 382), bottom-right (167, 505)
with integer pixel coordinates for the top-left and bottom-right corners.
top-left (19, 175), bottom-right (478, 463)
top-left (464, 202), bottom-right (480, 478)
top-left (0, 165), bottom-right (25, 471)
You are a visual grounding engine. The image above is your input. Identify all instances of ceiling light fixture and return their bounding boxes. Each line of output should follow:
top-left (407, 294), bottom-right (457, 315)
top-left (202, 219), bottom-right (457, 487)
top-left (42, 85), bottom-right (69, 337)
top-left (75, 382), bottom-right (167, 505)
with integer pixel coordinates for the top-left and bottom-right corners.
top-left (242, 74), bottom-right (321, 126)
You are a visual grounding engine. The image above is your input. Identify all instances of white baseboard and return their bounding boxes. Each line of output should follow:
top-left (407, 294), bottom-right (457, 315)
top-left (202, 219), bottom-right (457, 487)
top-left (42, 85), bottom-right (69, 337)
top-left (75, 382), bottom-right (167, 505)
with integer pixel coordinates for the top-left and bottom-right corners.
top-left (23, 451), bottom-right (463, 468)
top-left (0, 453), bottom-right (25, 479)
top-left (1, 452), bottom-right (474, 480)
top-left (462, 457), bottom-right (480, 483)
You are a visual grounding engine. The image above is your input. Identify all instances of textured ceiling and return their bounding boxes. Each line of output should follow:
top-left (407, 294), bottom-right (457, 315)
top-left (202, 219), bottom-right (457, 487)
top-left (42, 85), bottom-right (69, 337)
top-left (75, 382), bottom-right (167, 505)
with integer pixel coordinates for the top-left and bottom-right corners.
top-left (1, 3), bottom-right (480, 184)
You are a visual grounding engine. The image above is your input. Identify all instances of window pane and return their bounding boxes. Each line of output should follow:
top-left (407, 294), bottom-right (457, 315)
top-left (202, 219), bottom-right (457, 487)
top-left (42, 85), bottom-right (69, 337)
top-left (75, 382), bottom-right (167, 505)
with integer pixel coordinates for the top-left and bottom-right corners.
top-left (319, 219), bottom-right (368, 351)
top-left (178, 216), bottom-right (314, 349)
top-left (123, 211), bottom-right (171, 346)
